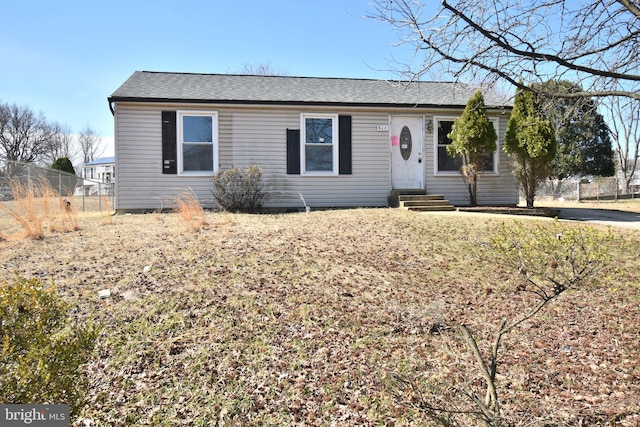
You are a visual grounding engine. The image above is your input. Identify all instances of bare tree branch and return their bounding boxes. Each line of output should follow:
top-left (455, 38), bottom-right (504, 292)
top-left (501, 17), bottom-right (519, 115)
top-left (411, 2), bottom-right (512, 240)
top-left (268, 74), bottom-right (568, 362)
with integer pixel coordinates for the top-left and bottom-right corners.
top-left (441, 0), bottom-right (640, 82)
top-left (617, 0), bottom-right (640, 19)
top-left (370, 0), bottom-right (640, 100)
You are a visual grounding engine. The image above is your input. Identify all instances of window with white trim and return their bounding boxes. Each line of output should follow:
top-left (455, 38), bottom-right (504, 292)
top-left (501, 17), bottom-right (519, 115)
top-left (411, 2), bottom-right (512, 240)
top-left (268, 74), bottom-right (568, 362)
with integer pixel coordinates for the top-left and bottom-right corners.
top-left (178, 111), bottom-right (218, 174)
top-left (301, 113), bottom-right (339, 175)
top-left (435, 117), bottom-right (499, 174)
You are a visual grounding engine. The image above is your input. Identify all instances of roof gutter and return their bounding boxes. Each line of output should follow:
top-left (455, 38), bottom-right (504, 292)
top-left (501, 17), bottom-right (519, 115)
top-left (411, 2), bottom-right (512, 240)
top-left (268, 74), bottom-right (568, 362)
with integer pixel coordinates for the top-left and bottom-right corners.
top-left (107, 96), bottom-right (510, 111)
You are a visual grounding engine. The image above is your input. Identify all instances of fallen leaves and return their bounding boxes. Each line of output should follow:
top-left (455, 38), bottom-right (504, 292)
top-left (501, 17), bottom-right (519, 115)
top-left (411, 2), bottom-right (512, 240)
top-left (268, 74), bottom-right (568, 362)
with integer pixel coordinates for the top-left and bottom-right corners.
top-left (0, 209), bottom-right (638, 425)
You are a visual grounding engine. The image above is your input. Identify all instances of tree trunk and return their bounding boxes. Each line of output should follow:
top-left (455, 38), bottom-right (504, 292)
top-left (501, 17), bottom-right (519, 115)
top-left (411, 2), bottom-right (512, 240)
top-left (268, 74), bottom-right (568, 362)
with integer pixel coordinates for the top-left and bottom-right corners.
top-left (526, 194), bottom-right (535, 208)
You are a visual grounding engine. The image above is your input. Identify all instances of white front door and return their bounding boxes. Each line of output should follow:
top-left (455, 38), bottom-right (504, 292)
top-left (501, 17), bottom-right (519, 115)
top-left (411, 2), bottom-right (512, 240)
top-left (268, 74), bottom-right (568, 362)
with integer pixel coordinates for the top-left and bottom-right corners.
top-left (391, 116), bottom-right (424, 189)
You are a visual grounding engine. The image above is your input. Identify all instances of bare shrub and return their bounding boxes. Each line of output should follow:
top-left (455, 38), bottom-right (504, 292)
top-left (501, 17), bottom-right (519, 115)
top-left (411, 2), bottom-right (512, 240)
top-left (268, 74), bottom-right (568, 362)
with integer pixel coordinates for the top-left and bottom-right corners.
top-left (211, 166), bottom-right (266, 212)
top-left (392, 220), bottom-right (615, 426)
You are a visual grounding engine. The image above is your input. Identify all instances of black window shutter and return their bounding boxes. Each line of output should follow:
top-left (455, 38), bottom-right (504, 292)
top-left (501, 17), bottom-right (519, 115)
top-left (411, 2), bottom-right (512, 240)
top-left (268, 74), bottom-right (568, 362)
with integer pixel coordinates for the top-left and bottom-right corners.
top-left (338, 115), bottom-right (352, 175)
top-left (162, 111), bottom-right (177, 174)
top-left (286, 128), bottom-right (300, 175)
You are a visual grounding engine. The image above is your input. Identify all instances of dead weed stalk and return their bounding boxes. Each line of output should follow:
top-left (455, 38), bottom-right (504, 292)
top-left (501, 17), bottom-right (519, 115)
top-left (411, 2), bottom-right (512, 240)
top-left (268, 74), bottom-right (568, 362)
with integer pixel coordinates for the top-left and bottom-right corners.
top-left (173, 189), bottom-right (208, 232)
top-left (0, 178), bottom-right (79, 239)
top-left (99, 194), bottom-right (114, 225)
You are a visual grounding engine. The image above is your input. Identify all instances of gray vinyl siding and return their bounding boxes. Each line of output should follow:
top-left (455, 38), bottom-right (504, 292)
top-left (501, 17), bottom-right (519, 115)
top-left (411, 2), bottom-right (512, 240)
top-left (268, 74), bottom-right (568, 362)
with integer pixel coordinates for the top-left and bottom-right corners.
top-left (115, 106), bottom-right (217, 210)
top-left (114, 103), bottom-right (517, 211)
top-left (114, 104), bottom-right (391, 211)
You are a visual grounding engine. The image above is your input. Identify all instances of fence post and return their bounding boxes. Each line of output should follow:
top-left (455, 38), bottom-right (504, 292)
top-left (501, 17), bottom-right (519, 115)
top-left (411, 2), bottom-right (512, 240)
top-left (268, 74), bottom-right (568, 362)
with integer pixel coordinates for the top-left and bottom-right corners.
top-left (577, 180), bottom-right (581, 202)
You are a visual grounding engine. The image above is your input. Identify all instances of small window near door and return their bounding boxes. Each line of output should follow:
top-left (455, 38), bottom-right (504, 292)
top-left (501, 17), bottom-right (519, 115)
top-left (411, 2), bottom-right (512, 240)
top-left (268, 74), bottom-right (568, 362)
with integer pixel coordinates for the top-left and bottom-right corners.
top-left (435, 118), bottom-right (498, 174)
top-left (437, 120), bottom-right (460, 172)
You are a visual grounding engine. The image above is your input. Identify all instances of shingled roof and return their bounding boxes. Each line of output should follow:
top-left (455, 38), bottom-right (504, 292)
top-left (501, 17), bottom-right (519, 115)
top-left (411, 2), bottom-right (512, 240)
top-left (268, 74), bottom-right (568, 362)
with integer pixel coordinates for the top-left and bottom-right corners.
top-left (109, 71), bottom-right (511, 109)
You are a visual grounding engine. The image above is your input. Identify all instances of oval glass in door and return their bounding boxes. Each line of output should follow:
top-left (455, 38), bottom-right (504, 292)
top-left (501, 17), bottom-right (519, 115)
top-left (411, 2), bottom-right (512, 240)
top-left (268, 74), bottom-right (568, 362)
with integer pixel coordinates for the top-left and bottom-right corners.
top-left (400, 126), bottom-right (412, 161)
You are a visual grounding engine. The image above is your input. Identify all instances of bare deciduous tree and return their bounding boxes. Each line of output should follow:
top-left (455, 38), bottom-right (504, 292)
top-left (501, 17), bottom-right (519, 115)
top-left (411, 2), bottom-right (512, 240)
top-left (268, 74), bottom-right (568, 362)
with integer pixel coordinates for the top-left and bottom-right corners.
top-left (0, 102), bottom-right (58, 171)
top-left (78, 125), bottom-right (103, 163)
top-left (601, 96), bottom-right (640, 193)
top-left (42, 123), bottom-right (79, 166)
top-left (370, 0), bottom-right (640, 100)
top-left (236, 62), bottom-right (289, 76)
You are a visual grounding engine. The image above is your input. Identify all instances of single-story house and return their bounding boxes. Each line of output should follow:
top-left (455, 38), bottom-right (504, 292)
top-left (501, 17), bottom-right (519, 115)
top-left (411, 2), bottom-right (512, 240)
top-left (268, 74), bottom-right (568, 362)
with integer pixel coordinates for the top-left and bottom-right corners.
top-left (108, 71), bottom-right (516, 212)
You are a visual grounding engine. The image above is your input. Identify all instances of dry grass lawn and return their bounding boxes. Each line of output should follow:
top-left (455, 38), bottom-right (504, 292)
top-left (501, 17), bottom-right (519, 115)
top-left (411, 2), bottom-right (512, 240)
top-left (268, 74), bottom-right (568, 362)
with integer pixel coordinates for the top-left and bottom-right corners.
top-left (0, 207), bottom-right (639, 426)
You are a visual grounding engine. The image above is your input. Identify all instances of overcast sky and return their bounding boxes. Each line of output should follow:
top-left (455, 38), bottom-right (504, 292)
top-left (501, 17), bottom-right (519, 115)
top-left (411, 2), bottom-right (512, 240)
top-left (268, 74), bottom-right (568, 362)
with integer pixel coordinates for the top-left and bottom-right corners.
top-left (1, 0), bottom-right (416, 155)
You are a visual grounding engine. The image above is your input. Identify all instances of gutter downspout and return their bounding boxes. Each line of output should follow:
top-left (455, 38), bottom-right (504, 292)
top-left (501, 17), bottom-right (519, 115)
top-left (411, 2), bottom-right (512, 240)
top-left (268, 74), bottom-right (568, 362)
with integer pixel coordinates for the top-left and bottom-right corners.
top-left (108, 99), bottom-right (116, 213)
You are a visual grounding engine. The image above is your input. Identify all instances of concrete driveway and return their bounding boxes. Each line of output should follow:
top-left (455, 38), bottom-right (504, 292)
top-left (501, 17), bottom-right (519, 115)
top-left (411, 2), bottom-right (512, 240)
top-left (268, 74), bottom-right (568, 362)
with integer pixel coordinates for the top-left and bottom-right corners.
top-left (558, 208), bottom-right (640, 230)
top-left (428, 206), bottom-right (640, 230)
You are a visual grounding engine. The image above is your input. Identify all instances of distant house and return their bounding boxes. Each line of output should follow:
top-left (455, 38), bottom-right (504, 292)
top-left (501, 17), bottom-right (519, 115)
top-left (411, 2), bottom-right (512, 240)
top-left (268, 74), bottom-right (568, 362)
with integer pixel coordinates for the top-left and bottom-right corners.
top-left (611, 157), bottom-right (640, 194)
top-left (625, 169), bottom-right (640, 194)
top-left (78, 156), bottom-right (115, 196)
top-left (108, 71), bottom-right (516, 212)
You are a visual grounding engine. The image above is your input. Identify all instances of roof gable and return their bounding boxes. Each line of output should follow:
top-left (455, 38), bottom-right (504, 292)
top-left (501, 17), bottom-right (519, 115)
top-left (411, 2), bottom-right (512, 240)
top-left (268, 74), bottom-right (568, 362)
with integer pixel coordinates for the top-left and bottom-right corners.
top-left (109, 71), bottom-right (511, 109)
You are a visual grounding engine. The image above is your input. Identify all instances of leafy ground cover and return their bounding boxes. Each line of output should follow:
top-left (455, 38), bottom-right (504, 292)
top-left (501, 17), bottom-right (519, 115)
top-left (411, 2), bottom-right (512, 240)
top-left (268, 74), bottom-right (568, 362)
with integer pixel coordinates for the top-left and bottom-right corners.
top-left (0, 208), bottom-right (638, 426)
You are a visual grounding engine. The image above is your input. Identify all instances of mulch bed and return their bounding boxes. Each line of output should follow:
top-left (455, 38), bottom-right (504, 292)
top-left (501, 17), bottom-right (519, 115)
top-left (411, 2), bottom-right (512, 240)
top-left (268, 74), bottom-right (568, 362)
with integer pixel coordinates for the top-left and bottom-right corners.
top-left (457, 206), bottom-right (562, 217)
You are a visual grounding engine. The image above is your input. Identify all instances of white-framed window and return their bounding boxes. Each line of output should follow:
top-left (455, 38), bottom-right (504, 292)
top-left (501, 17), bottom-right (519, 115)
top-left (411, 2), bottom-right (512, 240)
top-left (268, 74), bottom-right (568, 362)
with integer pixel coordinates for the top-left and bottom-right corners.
top-left (177, 111), bottom-right (218, 175)
top-left (434, 116), bottom-right (499, 175)
top-left (301, 113), bottom-right (339, 175)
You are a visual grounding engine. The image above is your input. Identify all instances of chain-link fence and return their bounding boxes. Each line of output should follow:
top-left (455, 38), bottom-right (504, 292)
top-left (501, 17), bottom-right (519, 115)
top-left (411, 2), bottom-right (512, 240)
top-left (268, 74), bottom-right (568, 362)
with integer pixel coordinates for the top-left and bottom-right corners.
top-left (0, 160), bottom-right (114, 212)
top-left (537, 177), bottom-right (635, 201)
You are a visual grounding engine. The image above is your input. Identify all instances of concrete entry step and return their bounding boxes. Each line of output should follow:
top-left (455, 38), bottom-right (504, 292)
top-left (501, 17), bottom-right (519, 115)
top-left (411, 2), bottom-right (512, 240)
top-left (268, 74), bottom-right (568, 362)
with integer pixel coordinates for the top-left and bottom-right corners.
top-left (390, 191), bottom-right (457, 211)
